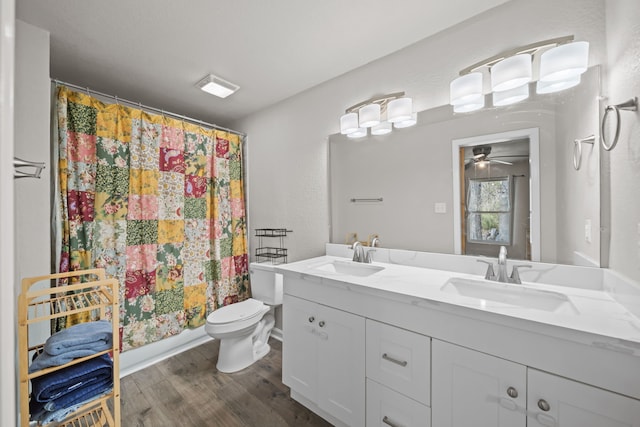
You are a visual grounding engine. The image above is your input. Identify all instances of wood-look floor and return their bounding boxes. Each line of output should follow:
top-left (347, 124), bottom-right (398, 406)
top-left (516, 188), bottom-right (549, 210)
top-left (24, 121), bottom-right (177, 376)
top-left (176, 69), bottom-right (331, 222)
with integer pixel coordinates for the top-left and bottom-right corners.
top-left (120, 338), bottom-right (332, 427)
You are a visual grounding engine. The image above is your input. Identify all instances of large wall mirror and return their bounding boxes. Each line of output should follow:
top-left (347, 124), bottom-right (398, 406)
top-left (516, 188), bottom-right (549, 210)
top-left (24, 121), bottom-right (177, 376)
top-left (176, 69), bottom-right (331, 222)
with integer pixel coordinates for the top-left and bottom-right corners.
top-left (329, 66), bottom-right (601, 266)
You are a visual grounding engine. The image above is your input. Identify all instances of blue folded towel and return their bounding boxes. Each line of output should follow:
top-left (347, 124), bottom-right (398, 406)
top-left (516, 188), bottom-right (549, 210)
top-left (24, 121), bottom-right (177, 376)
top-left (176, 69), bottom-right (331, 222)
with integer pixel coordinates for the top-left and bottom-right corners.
top-left (30, 386), bottom-right (112, 423)
top-left (45, 320), bottom-right (112, 355)
top-left (29, 320), bottom-right (113, 373)
top-left (30, 354), bottom-right (112, 404)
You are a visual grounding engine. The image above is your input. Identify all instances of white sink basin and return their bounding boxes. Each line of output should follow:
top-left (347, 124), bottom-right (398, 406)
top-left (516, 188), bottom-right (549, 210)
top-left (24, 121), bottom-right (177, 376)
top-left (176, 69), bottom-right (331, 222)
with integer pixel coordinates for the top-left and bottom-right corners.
top-left (314, 260), bottom-right (384, 277)
top-left (441, 277), bottom-right (577, 313)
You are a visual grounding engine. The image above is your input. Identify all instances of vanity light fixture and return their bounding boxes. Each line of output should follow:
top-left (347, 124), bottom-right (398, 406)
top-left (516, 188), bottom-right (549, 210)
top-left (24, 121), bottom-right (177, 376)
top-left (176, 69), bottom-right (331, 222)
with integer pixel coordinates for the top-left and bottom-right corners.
top-left (196, 74), bottom-right (240, 98)
top-left (339, 92), bottom-right (416, 138)
top-left (450, 72), bottom-right (484, 111)
top-left (347, 127), bottom-right (368, 139)
top-left (536, 74), bottom-right (581, 94)
top-left (393, 112), bottom-right (418, 129)
top-left (539, 41), bottom-right (589, 82)
top-left (449, 35), bottom-right (589, 113)
top-left (371, 121), bottom-right (393, 135)
top-left (493, 84), bottom-right (530, 107)
top-left (491, 54), bottom-right (532, 92)
top-left (359, 103), bottom-right (381, 128)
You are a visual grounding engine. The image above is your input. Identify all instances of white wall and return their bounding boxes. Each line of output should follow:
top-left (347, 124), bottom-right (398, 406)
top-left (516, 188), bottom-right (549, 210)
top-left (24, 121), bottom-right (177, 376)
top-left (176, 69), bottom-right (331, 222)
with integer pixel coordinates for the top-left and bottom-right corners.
top-left (12, 19), bottom-right (50, 424)
top-left (605, 0), bottom-right (640, 282)
top-left (235, 0), bottom-right (607, 264)
top-left (554, 67), bottom-right (601, 266)
top-left (15, 21), bottom-right (50, 286)
top-left (0, 0), bottom-right (16, 425)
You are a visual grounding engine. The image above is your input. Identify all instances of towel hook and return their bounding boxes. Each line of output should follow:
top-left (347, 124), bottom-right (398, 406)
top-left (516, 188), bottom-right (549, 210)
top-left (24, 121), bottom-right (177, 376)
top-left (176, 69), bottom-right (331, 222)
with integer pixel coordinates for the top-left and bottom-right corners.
top-left (573, 135), bottom-right (595, 170)
top-left (601, 97), bottom-right (638, 151)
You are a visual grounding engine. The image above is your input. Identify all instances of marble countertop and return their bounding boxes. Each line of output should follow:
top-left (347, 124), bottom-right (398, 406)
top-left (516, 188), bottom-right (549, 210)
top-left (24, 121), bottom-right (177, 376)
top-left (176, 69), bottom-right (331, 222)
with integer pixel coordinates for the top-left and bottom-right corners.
top-left (276, 255), bottom-right (640, 351)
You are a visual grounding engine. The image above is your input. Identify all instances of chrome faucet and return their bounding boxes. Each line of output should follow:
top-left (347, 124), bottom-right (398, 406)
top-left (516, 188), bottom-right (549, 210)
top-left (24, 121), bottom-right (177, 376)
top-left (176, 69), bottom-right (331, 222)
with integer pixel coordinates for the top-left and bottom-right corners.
top-left (496, 246), bottom-right (509, 283)
top-left (351, 241), bottom-right (365, 263)
top-left (477, 246), bottom-right (531, 284)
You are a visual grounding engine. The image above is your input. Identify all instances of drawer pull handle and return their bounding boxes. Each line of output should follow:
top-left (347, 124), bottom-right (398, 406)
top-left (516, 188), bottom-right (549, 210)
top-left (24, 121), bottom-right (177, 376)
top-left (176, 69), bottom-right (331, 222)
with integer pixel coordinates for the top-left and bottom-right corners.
top-left (318, 320), bottom-right (325, 327)
top-left (382, 353), bottom-right (408, 367)
top-left (506, 386), bottom-right (518, 398)
top-left (308, 316), bottom-right (315, 323)
top-left (382, 415), bottom-right (401, 427)
top-left (538, 399), bottom-right (551, 412)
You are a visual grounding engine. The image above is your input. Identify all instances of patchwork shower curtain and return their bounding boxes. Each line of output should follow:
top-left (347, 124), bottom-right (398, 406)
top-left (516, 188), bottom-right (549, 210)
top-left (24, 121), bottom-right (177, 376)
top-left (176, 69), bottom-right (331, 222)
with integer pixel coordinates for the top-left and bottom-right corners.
top-left (56, 86), bottom-right (250, 350)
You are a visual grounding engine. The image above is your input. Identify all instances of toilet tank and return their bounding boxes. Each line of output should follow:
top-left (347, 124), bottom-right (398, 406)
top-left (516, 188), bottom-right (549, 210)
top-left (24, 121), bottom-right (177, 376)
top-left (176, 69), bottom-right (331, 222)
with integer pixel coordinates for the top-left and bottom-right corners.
top-left (249, 262), bottom-right (283, 305)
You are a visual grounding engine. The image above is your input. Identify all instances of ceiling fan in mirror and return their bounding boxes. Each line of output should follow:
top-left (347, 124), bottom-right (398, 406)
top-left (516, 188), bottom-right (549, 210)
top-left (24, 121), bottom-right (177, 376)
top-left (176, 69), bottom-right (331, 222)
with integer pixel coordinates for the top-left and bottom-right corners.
top-left (465, 145), bottom-right (527, 168)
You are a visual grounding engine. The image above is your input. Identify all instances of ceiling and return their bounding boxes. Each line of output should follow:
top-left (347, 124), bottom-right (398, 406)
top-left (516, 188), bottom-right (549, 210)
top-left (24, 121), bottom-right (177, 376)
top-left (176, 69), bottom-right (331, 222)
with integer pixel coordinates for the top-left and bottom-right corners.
top-left (17, 0), bottom-right (510, 127)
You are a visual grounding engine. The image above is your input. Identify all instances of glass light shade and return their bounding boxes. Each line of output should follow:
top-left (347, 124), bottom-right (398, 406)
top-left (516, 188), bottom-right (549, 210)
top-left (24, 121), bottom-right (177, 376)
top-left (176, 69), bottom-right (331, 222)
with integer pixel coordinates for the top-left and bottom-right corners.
top-left (539, 41), bottom-right (589, 82)
top-left (359, 103), bottom-right (381, 128)
top-left (347, 127), bottom-right (367, 138)
top-left (371, 121), bottom-right (392, 135)
top-left (393, 113), bottom-right (417, 129)
top-left (536, 74), bottom-right (581, 94)
top-left (492, 83), bottom-right (529, 106)
top-left (453, 94), bottom-right (485, 113)
top-left (340, 112), bottom-right (359, 135)
top-left (450, 72), bottom-right (483, 105)
top-left (387, 97), bottom-right (413, 123)
top-left (491, 54), bottom-right (532, 92)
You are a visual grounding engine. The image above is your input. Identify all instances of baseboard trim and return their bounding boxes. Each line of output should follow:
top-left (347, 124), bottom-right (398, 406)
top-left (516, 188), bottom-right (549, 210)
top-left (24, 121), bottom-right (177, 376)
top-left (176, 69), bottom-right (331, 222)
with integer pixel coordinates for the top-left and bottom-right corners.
top-left (271, 326), bottom-right (283, 342)
top-left (119, 325), bottom-right (283, 377)
top-left (119, 326), bottom-right (213, 378)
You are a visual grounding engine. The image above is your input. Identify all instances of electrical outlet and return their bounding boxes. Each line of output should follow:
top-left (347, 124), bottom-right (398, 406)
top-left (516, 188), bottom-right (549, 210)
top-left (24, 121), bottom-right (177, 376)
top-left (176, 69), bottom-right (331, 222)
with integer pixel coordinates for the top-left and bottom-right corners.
top-left (435, 202), bottom-right (447, 214)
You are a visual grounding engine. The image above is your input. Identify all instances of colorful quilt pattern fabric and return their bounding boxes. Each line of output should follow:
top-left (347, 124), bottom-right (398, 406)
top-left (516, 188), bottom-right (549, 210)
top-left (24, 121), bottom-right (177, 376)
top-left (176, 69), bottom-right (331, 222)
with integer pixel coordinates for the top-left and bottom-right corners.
top-left (56, 86), bottom-right (250, 350)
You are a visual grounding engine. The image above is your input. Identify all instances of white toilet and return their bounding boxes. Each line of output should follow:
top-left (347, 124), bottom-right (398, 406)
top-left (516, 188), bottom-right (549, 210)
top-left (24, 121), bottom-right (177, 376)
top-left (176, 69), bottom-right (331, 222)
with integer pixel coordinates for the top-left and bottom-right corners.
top-left (205, 262), bottom-right (283, 373)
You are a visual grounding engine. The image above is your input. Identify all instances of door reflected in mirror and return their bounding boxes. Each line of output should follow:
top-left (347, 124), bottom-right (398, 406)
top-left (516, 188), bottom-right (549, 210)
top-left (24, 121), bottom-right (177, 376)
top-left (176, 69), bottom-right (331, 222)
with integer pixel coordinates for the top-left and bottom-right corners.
top-left (459, 138), bottom-right (530, 260)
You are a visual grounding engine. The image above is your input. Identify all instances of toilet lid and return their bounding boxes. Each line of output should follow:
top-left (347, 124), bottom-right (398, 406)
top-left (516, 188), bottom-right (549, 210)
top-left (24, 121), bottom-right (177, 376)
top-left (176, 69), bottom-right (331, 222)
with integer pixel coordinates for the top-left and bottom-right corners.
top-left (206, 298), bottom-right (265, 325)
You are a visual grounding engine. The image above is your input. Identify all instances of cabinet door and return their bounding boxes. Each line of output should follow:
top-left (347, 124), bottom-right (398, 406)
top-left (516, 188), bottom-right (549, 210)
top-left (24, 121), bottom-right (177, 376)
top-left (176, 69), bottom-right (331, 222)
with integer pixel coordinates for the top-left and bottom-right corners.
top-left (317, 303), bottom-right (366, 427)
top-left (432, 340), bottom-right (526, 427)
top-left (282, 294), bottom-right (318, 402)
top-left (528, 369), bottom-right (640, 427)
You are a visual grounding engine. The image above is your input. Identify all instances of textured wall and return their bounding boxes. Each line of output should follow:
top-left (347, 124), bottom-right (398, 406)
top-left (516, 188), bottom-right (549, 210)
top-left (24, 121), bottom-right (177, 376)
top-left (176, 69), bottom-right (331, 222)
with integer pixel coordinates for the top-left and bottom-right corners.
top-left (234, 0), bottom-right (606, 263)
top-left (605, 0), bottom-right (640, 282)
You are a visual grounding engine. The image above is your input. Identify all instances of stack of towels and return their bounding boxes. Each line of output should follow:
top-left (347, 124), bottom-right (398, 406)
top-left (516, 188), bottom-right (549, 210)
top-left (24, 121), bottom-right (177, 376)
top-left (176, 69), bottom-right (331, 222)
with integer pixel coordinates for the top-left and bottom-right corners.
top-left (28, 320), bottom-right (114, 424)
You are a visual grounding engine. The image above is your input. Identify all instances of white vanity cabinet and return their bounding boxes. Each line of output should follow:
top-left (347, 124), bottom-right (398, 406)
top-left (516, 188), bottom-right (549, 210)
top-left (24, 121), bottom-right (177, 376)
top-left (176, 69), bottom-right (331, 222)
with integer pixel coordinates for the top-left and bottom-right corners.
top-left (278, 256), bottom-right (640, 427)
top-left (527, 369), bottom-right (640, 427)
top-left (432, 339), bottom-right (527, 427)
top-left (282, 294), bottom-right (366, 427)
top-left (433, 339), bottom-right (640, 427)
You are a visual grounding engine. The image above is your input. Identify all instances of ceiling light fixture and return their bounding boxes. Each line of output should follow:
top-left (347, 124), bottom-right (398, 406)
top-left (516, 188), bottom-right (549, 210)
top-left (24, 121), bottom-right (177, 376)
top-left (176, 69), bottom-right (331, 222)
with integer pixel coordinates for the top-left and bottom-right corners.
top-left (449, 35), bottom-right (589, 113)
top-left (196, 74), bottom-right (240, 98)
top-left (339, 92), bottom-right (416, 138)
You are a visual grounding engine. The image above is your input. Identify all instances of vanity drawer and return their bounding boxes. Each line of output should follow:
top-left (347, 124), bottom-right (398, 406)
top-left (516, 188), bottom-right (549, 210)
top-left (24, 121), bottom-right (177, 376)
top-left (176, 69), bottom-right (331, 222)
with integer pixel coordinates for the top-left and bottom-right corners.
top-left (366, 319), bottom-right (431, 405)
top-left (366, 379), bottom-right (431, 427)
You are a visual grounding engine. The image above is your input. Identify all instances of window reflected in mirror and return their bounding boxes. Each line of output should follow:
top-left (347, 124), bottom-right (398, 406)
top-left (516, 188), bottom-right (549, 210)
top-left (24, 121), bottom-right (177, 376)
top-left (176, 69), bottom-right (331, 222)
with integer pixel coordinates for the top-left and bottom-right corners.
top-left (467, 176), bottom-right (512, 245)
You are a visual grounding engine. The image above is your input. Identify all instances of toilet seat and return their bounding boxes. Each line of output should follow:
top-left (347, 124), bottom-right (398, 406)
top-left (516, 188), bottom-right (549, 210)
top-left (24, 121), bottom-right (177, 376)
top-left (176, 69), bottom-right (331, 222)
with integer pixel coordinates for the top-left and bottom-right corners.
top-left (206, 298), bottom-right (265, 325)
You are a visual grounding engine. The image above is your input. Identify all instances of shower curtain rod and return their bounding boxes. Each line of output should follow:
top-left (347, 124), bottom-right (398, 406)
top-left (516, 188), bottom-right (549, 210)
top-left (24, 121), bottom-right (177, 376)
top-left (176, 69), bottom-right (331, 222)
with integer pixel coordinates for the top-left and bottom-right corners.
top-left (53, 79), bottom-right (246, 137)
